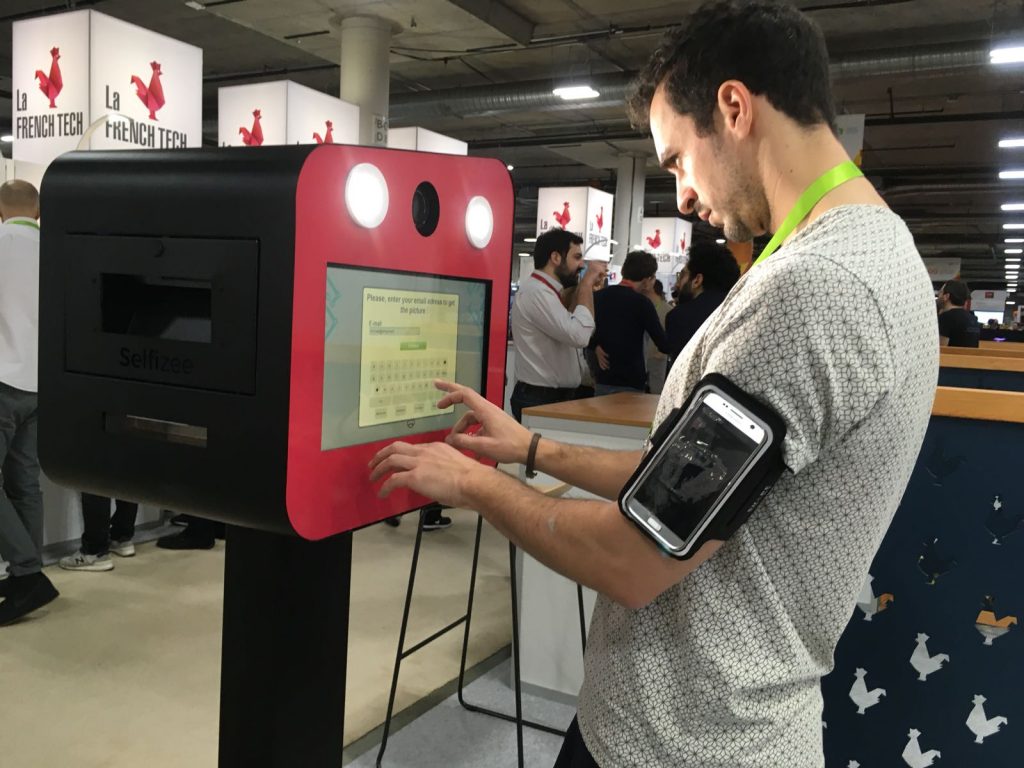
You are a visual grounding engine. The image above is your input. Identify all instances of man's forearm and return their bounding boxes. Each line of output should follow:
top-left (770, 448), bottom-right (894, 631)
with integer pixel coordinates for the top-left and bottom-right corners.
top-left (532, 439), bottom-right (643, 500)
top-left (463, 468), bottom-right (667, 608)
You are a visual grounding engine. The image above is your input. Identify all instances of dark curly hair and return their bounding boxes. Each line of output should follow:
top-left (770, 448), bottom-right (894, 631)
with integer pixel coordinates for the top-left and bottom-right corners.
top-left (626, 1), bottom-right (836, 136)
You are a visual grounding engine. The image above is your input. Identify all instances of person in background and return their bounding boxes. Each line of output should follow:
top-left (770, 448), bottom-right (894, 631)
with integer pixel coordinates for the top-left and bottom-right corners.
top-left (0, 180), bottom-right (59, 626)
top-left (665, 241), bottom-right (741, 364)
top-left (643, 278), bottom-right (671, 393)
top-left (509, 229), bottom-right (606, 421)
top-left (591, 250), bottom-right (670, 395)
top-left (58, 494), bottom-right (138, 571)
top-left (985, 318), bottom-right (999, 330)
top-left (936, 280), bottom-right (980, 347)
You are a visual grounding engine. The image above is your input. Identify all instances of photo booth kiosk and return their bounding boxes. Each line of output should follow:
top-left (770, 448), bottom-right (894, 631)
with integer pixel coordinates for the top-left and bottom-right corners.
top-left (39, 145), bottom-right (513, 766)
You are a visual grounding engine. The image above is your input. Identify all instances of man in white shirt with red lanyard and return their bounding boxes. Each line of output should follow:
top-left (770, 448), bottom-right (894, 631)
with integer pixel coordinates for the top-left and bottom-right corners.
top-left (0, 180), bottom-right (59, 626)
top-left (510, 228), bottom-right (607, 421)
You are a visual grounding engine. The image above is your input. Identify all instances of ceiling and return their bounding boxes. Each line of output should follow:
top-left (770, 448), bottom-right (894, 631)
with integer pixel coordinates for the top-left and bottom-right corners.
top-left (1, 0), bottom-right (1023, 294)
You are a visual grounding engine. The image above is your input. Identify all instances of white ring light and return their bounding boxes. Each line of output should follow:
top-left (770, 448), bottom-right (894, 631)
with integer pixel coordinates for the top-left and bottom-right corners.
top-left (344, 163), bottom-right (389, 229)
top-left (465, 196), bottom-right (494, 249)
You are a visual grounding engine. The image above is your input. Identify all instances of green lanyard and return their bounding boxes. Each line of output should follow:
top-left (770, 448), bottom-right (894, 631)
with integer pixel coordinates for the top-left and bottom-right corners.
top-left (752, 160), bottom-right (863, 267)
top-left (6, 219), bottom-right (39, 230)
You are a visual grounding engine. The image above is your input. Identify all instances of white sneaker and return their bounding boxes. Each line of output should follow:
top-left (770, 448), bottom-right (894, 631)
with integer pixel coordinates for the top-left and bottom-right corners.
top-left (108, 539), bottom-right (136, 557)
top-left (59, 551), bottom-right (114, 572)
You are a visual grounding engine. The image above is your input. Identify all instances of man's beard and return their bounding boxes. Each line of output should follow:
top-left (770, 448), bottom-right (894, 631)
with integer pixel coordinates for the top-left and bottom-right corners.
top-left (557, 260), bottom-right (580, 287)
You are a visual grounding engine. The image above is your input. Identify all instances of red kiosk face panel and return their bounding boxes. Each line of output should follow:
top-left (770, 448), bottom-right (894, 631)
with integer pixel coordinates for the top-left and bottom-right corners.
top-left (287, 146), bottom-right (513, 539)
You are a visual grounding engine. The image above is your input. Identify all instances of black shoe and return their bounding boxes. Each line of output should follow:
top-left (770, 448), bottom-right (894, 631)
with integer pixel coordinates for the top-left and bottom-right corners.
top-left (421, 508), bottom-right (452, 531)
top-left (383, 516), bottom-right (401, 527)
top-left (157, 530), bottom-right (215, 550)
top-left (0, 572), bottom-right (59, 626)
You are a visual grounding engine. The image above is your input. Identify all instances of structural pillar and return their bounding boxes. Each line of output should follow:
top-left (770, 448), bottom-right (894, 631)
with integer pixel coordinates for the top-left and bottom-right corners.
top-left (613, 153), bottom-right (647, 264)
top-left (339, 16), bottom-right (394, 147)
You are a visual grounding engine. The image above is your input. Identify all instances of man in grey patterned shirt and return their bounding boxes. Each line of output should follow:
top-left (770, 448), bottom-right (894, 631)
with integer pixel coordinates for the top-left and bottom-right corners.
top-left (370, 2), bottom-right (938, 765)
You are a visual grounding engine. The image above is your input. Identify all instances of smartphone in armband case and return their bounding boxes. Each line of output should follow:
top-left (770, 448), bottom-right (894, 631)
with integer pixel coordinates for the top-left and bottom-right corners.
top-left (618, 374), bottom-right (787, 560)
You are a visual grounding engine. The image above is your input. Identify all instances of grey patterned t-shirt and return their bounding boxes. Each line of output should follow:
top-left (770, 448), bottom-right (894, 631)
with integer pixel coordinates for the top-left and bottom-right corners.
top-left (577, 205), bottom-right (938, 767)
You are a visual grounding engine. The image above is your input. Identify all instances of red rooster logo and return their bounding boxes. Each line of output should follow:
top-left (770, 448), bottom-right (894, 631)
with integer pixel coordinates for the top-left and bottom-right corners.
top-left (35, 47), bottom-right (63, 109)
top-left (239, 109), bottom-right (264, 146)
top-left (595, 205), bottom-right (604, 232)
top-left (646, 229), bottom-right (662, 249)
top-left (130, 61), bottom-right (166, 121)
top-left (680, 235), bottom-right (687, 253)
top-left (313, 120), bottom-right (334, 144)
top-left (553, 202), bottom-right (571, 229)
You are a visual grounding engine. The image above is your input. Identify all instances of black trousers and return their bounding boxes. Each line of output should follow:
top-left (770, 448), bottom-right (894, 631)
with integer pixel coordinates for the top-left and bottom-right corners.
top-left (81, 493), bottom-right (138, 555)
top-left (510, 381), bottom-right (588, 423)
top-left (553, 717), bottom-right (600, 768)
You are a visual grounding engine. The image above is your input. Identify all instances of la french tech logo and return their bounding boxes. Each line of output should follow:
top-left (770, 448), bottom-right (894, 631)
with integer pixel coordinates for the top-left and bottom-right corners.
top-left (313, 120), bottom-right (334, 144)
top-left (239, 109), bottom-right (263, 146)
top-left (35, 47), bottom-right (63, 109)
top-left (131, 61), bottom-right (165, 120)
top-left (553, 201), bottom-right (571, 228)
top-left (594, 205), bottom-right (604, 232)
top-left (646, 229), bottom-right (662, 249)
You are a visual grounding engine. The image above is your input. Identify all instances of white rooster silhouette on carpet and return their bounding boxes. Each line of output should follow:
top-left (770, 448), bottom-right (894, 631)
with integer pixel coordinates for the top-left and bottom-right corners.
top-left (966, 694), bottom-right (1008, 743)
top-left (902, 728), bottom-right (941, 767)
top-left (910, 633), bottom-right (950, 681)
top-left (856, 573), bottom-right (894, 621)
top-left (849, 668), bottom-right (886, 714)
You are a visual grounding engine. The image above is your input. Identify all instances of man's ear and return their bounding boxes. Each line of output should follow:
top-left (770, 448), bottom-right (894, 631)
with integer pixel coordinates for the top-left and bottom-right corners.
top-left (717, 80), bottom-right (754, 140)
top-left (692, 273), bottom-right (704, 290)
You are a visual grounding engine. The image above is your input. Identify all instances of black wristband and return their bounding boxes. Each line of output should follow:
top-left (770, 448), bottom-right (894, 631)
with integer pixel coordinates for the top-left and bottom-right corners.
top-left (525, 432), bottom-right (542, 478)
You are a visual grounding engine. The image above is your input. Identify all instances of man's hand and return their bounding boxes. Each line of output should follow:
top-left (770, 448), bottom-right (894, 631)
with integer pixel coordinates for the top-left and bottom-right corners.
top-left (595, 345), bottom-right (611, 371)
top-left (580, 260), bottom-right (608, 291)
top-left (368, 440), bottom-right (488, 507)
top-left (435, 380), bottom-right (533, 464)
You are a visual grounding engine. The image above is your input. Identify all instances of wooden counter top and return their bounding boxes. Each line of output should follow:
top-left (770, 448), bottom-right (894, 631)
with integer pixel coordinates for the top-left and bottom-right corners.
top-left (940, 353), bottom-right (1024, 373)
top-left (943, 346), bottom-right (1024, 359)
top-left (932, 387), bottom-right (1024, 424)
top-left (521, 387), bottom-right (1024, 429)
top-left (981, 340), bottom-right (1023, 351)
top-left (521, 392), bottom-right (659, 428)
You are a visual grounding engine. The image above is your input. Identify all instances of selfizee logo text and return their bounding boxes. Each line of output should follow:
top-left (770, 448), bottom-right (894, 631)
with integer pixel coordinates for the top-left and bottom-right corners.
top-left (120, 347), bottom-right (195, 376)
top-left (15, 46), bottom-right (85, 140)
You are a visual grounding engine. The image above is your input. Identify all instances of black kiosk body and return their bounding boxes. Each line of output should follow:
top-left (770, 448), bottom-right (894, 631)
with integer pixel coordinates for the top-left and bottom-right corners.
top-left (38, 146), bottom-right (514, 766)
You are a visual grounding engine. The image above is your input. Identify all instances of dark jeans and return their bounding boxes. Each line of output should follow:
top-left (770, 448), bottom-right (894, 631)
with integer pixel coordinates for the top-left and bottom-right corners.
top-left (0, 382), bottom-right (43, 576)
top-left (81, 493), bottom-right (139, 556)
top-left (510, 381), bottom-right (587, 423)
top-left (553, 717), bottom-right (599, 768)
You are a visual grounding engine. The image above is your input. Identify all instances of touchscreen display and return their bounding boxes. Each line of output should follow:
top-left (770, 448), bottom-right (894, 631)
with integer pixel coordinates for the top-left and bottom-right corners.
top-left (321, 265), bottom-right (488, 450)
top-left (634, 401), bottom-right (760, 542)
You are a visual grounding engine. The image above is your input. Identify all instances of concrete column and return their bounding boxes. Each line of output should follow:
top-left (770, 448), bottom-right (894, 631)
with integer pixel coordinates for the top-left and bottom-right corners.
top-left (339, 16), bottom-right (394, 146)
top-left (612, 153), bottom-right (647, 264)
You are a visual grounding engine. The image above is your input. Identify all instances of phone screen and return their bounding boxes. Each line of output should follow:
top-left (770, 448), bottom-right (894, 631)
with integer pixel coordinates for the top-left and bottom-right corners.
top-left (634, 399), bottom-right (762, 544)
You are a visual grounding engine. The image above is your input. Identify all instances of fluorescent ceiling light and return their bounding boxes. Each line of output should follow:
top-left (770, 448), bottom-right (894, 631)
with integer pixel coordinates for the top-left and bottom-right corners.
top-left (1005, 251), bottom-right (1023, 256)
top-left (1007, 238), bottom-right (1024, 243)
top-left (552, 86), bottom-right (600, 101)
top-left (506, 164), bottom-right (514, 171)
top-left (991, 46), bottom-right (1024, 64)
top-left (0, 135), bottom-right (12, 142)
top-left (1000, 170), bottom-right (1024, 179)
top-left (523, 237), bottom-right (537, 243)
top-left (1000, 137), bottom-right (1024, 148)
top-left (1009, 301), bottom-right (1017, 305)
top-left (716, 239), bottom-right (726, 244)
top-left (518, 252), bottom-right (530, 257)
top-left (1004, 203), bottom-right (1024, 212)
top-left (1005, 223), bottom-right (1024, 230)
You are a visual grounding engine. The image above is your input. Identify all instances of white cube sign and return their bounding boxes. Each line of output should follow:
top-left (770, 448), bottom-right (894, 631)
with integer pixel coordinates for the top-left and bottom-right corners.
top-left (388, 127), bottom-right (467, 156)
top-left (12, 10), bottom-right (202, 166)
top-left (536, 187), bottom-right (614, 261)
top-left (218, 81), bottom-right (359, 148)
top-left (641, 217), bottom-right (693, 286)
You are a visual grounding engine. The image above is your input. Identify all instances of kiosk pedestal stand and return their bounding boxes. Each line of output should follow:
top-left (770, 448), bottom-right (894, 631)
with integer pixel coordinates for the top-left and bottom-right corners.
top-left (220, 526), bottom-right (352, 767)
